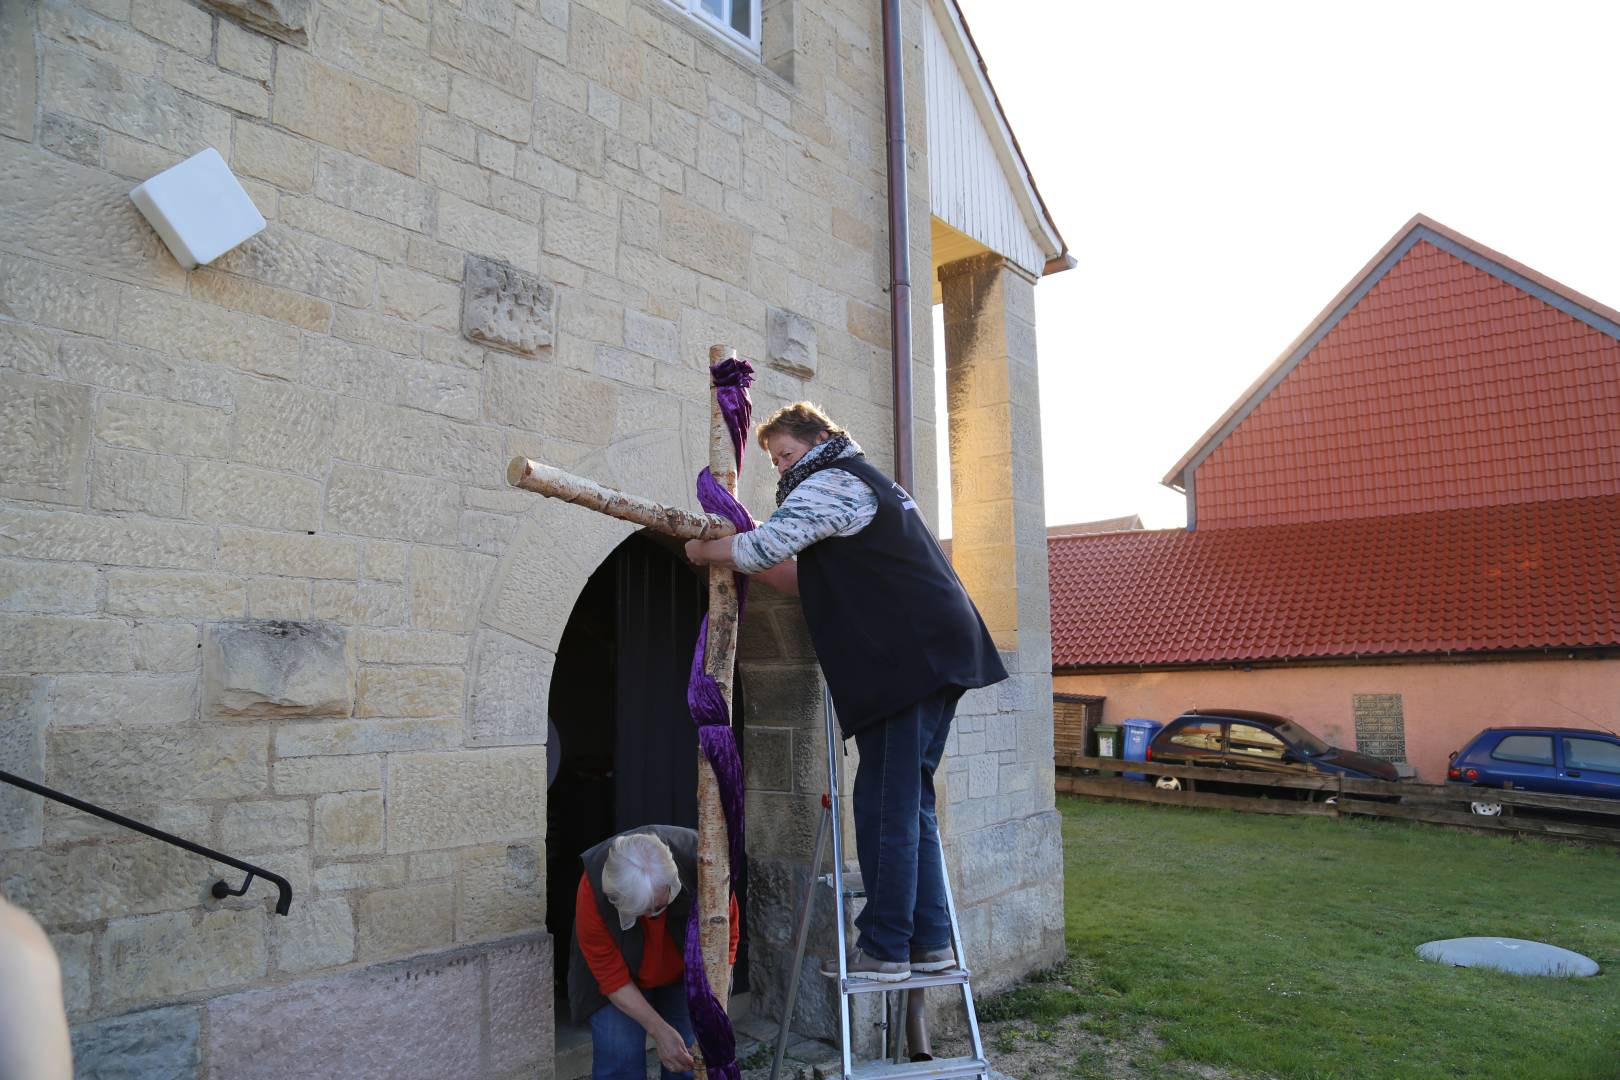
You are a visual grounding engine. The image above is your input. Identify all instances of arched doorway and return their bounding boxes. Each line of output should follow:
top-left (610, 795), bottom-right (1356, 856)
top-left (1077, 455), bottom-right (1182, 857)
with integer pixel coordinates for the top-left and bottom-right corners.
top-left (544, 531), bottom-right (749, 997)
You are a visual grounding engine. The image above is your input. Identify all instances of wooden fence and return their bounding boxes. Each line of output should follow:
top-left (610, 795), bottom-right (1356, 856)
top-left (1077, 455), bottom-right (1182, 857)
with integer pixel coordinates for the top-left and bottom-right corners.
top-left (1054, 753), bottom-right (1620, 847)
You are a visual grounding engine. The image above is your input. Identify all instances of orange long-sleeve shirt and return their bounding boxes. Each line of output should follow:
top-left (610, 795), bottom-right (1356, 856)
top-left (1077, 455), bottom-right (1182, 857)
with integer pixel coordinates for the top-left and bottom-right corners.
top-left (575, 873), bottom-right (740, 996)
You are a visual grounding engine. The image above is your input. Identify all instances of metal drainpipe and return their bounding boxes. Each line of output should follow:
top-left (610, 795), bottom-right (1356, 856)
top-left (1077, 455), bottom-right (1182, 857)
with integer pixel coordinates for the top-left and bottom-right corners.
top-left (881, 0), bottom-right (914, 492)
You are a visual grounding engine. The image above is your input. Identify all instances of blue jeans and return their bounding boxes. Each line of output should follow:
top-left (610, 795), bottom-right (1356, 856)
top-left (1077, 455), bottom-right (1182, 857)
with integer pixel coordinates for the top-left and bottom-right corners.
top-left (588, 982), bottom-right (694, 1080)
top-left (851, 685), bottom-right (961, 962)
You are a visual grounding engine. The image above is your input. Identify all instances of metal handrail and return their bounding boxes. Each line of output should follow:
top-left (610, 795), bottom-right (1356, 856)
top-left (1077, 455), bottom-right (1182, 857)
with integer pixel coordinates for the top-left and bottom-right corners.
top-left (0, 769), bottom-right (292, 916)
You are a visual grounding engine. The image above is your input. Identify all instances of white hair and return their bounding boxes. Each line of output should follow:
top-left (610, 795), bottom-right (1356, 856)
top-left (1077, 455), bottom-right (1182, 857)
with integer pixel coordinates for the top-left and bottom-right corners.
top-left (600, 832), bottom-right (681, 930)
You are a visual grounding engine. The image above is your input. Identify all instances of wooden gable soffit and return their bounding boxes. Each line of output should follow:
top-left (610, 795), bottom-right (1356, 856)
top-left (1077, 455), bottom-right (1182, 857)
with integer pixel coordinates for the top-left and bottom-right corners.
top-left (924, 0), bottom-right (1069, 282)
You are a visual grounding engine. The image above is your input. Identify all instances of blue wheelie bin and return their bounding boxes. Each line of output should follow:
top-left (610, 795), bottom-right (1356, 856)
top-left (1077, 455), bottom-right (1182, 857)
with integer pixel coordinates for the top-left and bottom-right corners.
top-left (1121, 718), bottom-right (1163, 782)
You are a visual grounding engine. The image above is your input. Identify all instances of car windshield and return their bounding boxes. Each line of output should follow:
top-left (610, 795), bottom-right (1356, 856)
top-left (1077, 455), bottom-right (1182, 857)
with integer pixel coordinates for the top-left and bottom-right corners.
top-left (1274, 720), bottom-right (1330, 756)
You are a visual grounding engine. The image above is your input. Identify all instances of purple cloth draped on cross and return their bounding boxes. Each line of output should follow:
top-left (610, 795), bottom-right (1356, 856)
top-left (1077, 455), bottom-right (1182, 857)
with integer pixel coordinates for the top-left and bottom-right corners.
top-left (681, 357), bottom-right (754, 1080)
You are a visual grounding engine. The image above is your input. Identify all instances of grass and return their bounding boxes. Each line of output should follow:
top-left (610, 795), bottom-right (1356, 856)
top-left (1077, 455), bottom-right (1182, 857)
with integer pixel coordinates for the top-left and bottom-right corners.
top-left (1014, 797), bottom-right (1620, 1080)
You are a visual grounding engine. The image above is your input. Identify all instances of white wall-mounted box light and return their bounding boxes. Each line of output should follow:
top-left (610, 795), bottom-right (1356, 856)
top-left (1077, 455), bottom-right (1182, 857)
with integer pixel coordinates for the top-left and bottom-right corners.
top-left (129, 147), bottom-right (267, 270)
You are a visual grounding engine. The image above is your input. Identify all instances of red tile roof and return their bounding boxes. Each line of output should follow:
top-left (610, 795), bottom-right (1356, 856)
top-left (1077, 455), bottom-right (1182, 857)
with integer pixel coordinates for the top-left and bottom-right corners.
top-left (1048, 515), bottom-right (1144, 537)
top-left (1167, 216), bottom-right (1620, 529)
top-left (1048, 494), bottom-right (1620, 669)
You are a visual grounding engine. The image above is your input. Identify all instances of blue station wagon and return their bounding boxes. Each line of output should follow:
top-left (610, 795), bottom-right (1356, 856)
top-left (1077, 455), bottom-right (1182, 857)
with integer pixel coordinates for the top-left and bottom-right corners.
top-left (1447, 727), bottom-right (1620, 814)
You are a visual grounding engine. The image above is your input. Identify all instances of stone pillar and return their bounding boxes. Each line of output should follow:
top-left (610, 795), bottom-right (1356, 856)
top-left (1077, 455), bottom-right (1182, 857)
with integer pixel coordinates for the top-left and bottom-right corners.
top-left (934, 252), bottom-right (1064, 998)
top-left (939, 253), bottom-right (1045, 654)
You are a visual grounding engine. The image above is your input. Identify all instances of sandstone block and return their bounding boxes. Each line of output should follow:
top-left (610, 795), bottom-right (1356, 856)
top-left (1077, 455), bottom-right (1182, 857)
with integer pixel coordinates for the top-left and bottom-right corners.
top-left (0, 838), bottom-right (216, 924)
top-left (217, 19), bottom-right (274, 80)
top-left (119, 287), bottom-right (300, 381)
top-left (273, 50), bottom-right (418, 174)
top-left (96, 392), bottom-right (229, 460)
top-left (43, 44), bottom-right (229, 155)
top-left (460, 255), bottom-right (554, 356)
top-left (0, 372), bottom-right (90, 505)
top-left (386, 748), bottom-right (546, 852)
top-left (0, 252), bottom-right (118, 338)
top-left (313, 152), bottom-right (433, 233)
top-left (0, 0), bottom-right (35, 141)
top-left (132, 0), bottom-right (213, 53)
top-left (430, 11), bottom-right (535, 97)
top-left (52, 673), bottom-right (199, 727)
top-left (363, 542), bottom-right (410, 583)
top-left (0, 677), bottom-right (45, 848)
top-left (325, 465), bottom-right (460, 544)
top-left (274, 895), bottom-right (355, 974)
top-left (163, 51), bottom-right (269, 115)
top-left (311, 582), bottom-right (408, 627)
top-left (50, 930), bottom-right (92, 1019)
top-left (330, 398), bottom-right (505, 484)
top-left (274, 753), bottom-right (382, 795)
top-left (230, 378), bottom-right (333, 475)
top-left (410, 851), bottom-right (456, 880)
top-left (487, 934), bottom-right (554, 1073)
top-left (281, 195), bottom-right (409, 261)
top-left (354, 629), bottom-right (468, 665)
top-left (457, 843), bottom-right (543, 940)
top-left (332, 307), bottom-right (422, 357)
top-left (274, 716), bottom-right (459, 757)
top-left (313, 7), bottom-right (442, 106)
top-left (545, 199), bottom-right (618, 273)
top-left (211, 225), bottom-right (376, 310)
top-left (661, 192), bottom-right (749, 285)
top-left (70, 1006), bottom-right (201, 1080)
top-left (355, 665), bottom-right (464, 718)
top-left (314, 790), bottom-right (384, 857)
top-left (218, 528), bottom-right (359, 580)
top-left (0, 613), bottom-right (131, 674)
top-left (106, 570), bottom-right (246, 619)
top-left (135, 622), bottom-right (202, 673)
top-left (90, 447), bottom-right (185, 517)
top-left (767, 307), bottom-right (818, 378)
top-left (469, 629), bottom-right (552, 742)
top-left (448, 75), bottom-right (531, 142)
top-left (205, 937), bottom-right (485, 1080)
top-left (0, 507), bottom-right (214, 571)
top-left (204, 620), bottom-right (352, 719)
top-left (0, 138), bottom-right (184, 290)
top-left (49, 725), bottom-right (268, 806)
top-left (0, 321), bottom-right (55, 376)
top-left (188, 267), bottom-right (332, 332)
top-left (313, 857), bottom-right (406, 893)
top-left (481, 352), bottom-right (618, 441)
top-left (0, 558), bottom-right (98, 614)
top-left (356, 882), bottom-right (455, 959)
top-left (189, 461), bottom-right (323, 532)
top-left (60, 337), bottom-right (232, 407)
top-left (439, 194), bottom-right (539, 273)
top-left (202, 0), bottom-right (308, 45)
top-left (534, 100), bottom-right (605, 175)
top-left (401, 358), bottom-right (480, 422)
top-left (220, 799), bottom-right (311, 850)
top-left (409, 546), bottom-right (495, 633)
top-left (103, 907), bottom-right (268, 1011)
top-left (248, 578), bottom-right (313, 620)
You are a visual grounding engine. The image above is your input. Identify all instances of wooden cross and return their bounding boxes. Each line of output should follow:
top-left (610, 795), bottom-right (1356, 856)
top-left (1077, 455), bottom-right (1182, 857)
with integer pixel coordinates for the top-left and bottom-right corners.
top-left (505, 344), bottom-right (744, 1025)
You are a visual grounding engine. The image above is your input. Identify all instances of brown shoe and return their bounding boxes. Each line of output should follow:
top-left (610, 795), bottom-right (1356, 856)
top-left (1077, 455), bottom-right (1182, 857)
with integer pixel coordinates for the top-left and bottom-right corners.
top-left (819, 948), bottom-right (910, 982)
top-left (910, 945), bottom-right (956, 972)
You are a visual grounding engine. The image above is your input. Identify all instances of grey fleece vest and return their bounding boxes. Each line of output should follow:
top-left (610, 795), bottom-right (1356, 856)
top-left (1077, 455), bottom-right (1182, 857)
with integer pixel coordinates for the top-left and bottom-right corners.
top-left (566, 825), bottom-right (699, 1024)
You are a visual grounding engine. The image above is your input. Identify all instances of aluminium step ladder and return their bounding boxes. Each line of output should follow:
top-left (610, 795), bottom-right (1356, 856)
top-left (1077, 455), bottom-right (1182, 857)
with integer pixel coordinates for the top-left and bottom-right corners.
top-left (769, 687), bottom-right (990, 1080)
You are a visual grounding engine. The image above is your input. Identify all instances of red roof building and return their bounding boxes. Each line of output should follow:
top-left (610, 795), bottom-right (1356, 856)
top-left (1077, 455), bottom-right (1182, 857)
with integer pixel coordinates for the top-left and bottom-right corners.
top-left (1052, 216), bottom-right (1620, 781)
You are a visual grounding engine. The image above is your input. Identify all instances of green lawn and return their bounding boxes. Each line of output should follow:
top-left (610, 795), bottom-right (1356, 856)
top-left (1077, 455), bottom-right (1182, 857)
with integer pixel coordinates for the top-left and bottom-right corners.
top-left (999, 797), bottom-right (1620, 1080)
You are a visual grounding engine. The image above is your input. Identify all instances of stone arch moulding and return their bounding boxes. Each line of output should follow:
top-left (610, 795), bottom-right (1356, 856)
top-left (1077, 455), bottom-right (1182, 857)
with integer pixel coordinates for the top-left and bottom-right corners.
top-left (469, 429), bottom-right (698, 748)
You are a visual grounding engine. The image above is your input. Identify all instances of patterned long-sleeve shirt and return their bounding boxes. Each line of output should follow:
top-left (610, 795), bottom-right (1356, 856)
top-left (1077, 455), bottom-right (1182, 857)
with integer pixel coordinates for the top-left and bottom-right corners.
top-left (731, 440), bottom-right (878, 574)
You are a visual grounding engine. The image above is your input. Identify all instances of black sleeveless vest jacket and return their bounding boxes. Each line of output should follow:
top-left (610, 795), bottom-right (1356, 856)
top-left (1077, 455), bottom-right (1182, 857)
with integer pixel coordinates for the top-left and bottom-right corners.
top-left (566, 824), bottom-right (699, 1023)
top-left (796, 458), bottom-right (1007, 737)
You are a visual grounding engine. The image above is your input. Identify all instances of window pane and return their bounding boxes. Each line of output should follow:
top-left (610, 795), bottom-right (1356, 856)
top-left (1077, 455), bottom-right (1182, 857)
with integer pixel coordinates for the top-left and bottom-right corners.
top-left (1565, 738), bottom-right (1620, 773)
top-left (729, 0), bottom-right (751, 36)
top-left (1228, 724), bottom-right (1285, 760)
top-left (698, 0), bottom-right (723, 16)
top-left (1170, 721), bottom-right (1223, 752)
top-left (1492, 735), bottom-right (1554, 766)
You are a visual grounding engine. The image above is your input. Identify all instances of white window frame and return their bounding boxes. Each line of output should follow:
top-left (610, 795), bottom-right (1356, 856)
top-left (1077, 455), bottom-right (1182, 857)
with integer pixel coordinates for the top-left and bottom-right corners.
top-left (666, 0), bottom-right (761, 56)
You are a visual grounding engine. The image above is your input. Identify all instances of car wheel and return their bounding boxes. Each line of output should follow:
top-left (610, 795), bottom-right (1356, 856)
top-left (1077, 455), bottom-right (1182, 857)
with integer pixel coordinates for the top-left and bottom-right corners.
top-left (1470, 801), bottom-right (1503, 817)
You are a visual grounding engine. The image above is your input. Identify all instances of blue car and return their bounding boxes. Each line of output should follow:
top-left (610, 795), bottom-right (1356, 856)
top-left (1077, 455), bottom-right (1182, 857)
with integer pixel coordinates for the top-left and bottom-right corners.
top-left (1447, 727), bottom-right (1620, 815)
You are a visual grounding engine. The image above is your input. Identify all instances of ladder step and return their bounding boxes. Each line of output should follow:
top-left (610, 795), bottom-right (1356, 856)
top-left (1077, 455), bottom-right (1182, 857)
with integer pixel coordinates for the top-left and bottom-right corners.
top-left (840, 968), bottom-right (972, 994)
top-left (849, 1054), bottom-right (990, 1080)
top-left (819, 872), bottom-right (865, 899)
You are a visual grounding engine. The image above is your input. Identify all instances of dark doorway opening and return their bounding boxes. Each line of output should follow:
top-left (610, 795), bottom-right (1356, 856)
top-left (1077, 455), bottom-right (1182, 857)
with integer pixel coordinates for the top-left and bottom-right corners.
top-left (545, 531), bottom-right (749, 997)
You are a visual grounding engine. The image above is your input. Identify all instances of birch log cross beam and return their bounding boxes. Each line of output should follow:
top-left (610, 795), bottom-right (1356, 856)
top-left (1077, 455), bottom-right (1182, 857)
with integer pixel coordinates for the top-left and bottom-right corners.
top-left (504, 344), bottom-right (755, 1080)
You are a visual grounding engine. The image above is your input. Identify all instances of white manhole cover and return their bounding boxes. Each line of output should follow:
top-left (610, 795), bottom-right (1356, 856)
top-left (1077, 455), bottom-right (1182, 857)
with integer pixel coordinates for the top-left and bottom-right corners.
top-left (1417, 937), bottom-right (1599, 977)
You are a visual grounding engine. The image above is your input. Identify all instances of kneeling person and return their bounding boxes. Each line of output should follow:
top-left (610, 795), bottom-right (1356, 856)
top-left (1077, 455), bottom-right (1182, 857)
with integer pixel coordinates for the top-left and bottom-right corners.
top-left (569, 826), bottom-right (738, 1080)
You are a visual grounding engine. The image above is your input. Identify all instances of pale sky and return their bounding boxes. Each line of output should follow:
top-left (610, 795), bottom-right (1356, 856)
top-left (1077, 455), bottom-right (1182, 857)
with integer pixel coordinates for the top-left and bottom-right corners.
top-left (933, 0), bottom-right (1620, 532)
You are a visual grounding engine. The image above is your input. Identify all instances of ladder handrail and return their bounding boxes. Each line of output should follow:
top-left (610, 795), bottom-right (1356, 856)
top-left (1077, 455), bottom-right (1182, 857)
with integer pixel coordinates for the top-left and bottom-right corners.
top-left (0, 769), bottom-right (293, 916)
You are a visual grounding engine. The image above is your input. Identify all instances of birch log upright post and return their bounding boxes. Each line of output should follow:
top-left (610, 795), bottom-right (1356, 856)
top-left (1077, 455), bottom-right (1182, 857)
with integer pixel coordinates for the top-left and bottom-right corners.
top-left (697, 344), bottom-right (740, 1013)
